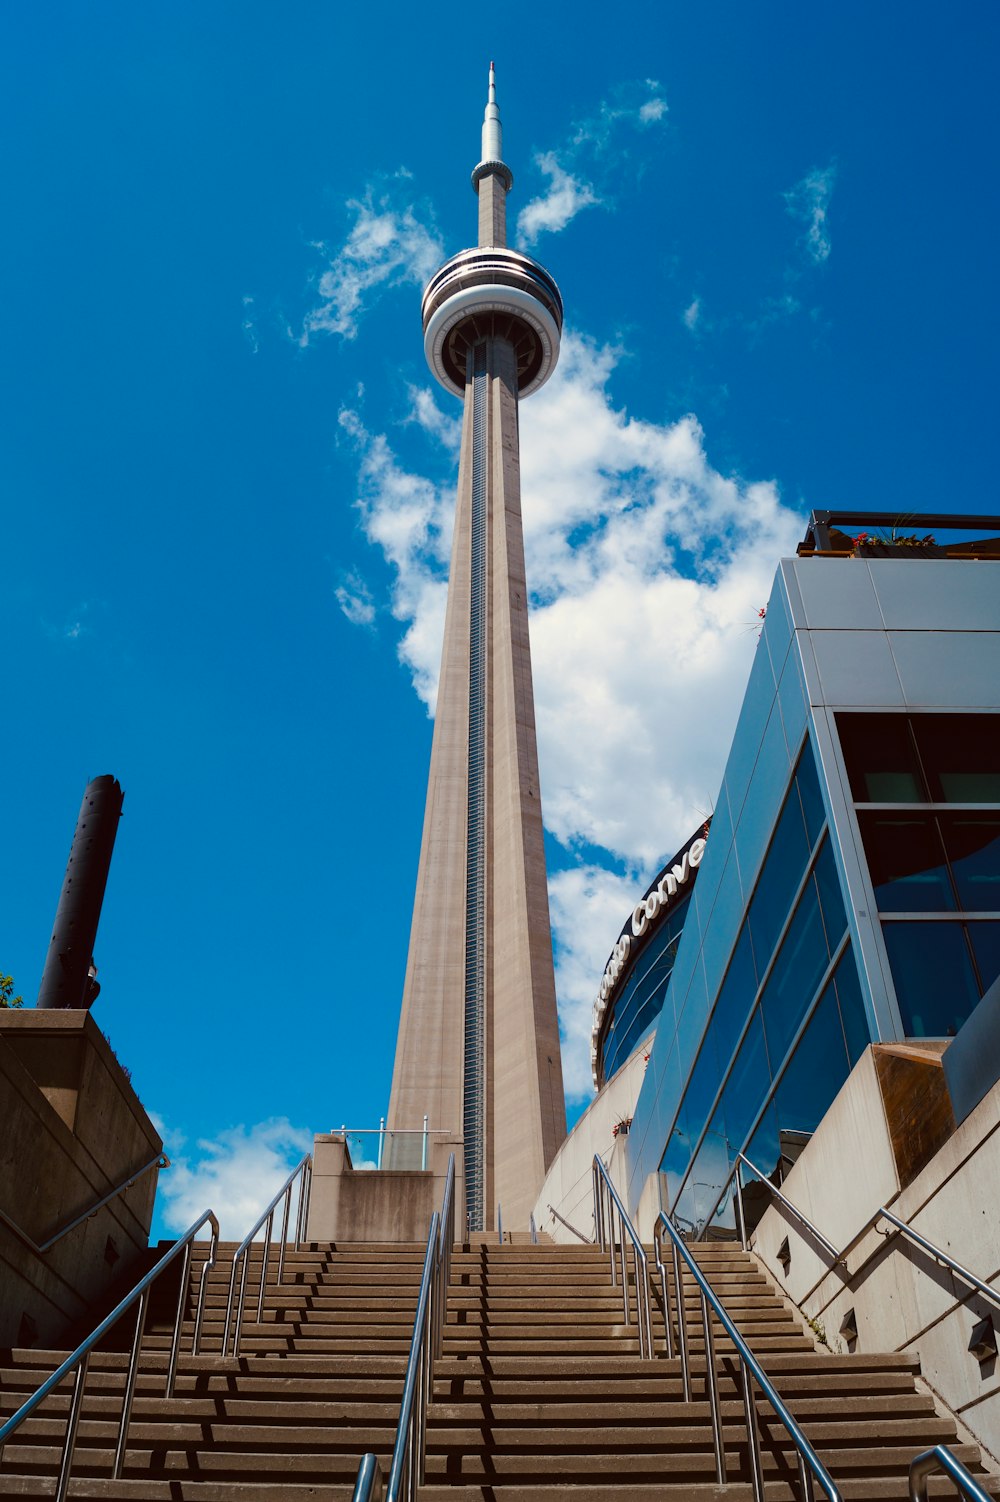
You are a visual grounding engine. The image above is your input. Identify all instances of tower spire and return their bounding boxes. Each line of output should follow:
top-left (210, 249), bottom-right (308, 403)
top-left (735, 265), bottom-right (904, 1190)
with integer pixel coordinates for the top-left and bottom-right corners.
top-left (481, 61), bottom-right (502, 165)
top-left (472, 61), bottom-right (513, 246)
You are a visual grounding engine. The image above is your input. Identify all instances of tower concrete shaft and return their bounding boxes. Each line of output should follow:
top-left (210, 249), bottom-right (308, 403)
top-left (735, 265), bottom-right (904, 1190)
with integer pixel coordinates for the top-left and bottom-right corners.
top-left (388, 68), bottom-right (566, 1232)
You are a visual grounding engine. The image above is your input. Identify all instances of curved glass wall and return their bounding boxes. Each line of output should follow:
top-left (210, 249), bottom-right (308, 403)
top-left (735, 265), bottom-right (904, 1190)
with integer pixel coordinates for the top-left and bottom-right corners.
top-left (600, 892), bottom-right (691, 1082)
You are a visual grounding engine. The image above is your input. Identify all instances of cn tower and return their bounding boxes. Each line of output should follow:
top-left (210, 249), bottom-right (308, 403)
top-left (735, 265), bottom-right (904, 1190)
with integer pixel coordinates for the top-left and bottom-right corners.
top-left (387, 66), bottom-right (567, 1233)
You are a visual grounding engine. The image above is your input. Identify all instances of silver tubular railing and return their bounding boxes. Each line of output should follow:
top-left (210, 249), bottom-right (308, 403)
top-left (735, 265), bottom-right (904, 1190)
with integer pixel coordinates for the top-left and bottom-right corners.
top-left (547, 1203), bottom-right (594, 1243)
top-left (385, 1152), bottom-right (455, 1502)
top-left (655, 1212), bottom-right (842, 1502)
top-left (737, 1152), bottom-right (1000, 1313)
top-left (223, 1154), bottom-right (312, 1357)
top-left (0, 1151), bottom-right (169, 1258)
top-left (352, 1450), bottom-right (385, 1502)
top-left (529, 1211), bottom-right (538, 1246)
top-left (0, 1208), bottom-right (219, 1501)
top-left (909, 1444), bottom-right (993, 1502)
top-left (591, 1156), bottom-right (654, 1359)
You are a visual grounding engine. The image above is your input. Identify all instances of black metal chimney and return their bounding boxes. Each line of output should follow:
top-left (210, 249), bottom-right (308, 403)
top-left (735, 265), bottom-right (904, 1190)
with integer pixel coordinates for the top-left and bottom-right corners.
top-left (36, 775), bottom-right (124, 1010)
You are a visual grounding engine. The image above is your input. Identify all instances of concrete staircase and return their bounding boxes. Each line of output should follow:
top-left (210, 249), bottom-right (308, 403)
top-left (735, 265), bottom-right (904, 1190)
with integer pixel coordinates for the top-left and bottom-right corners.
top-left (1, 1238), bottom-right (997, 1498)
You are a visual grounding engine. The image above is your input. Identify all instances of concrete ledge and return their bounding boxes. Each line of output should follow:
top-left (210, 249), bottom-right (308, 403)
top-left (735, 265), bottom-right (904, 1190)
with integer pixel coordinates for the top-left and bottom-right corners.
top-left (0, 1010), bottom-right (162, 1348)
top-left (307, 1134), bottom-right (461, 1242)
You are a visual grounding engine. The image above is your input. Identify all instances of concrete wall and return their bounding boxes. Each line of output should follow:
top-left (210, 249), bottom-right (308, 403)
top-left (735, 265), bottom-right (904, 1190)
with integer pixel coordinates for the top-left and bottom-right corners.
top-left (750, 1047), bottom-right (1000, 1463)
top-left (307, 1133), bottom-right (461, 1243)
top-left (532, 1041), bottom-right (652, 1245)
top-left (0, 1010), bottom-right (163, 1349)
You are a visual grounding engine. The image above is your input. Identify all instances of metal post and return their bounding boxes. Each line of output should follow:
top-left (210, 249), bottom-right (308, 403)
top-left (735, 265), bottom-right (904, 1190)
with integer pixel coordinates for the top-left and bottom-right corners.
top-left (54, 1353), bottom-right (90, 1502)
top-left (113, 1289), bottom-right (148, 1478)
top-left (422, 1115), bottom-right (428, 1171)
top-left (497, 1203), bottom-right (503, 1245)
top-left (277, 1183), bottom-right (292, 1285)
top-left (166, 1239), bottom-right (192, 1398)
top-left (233, 1253), bottom-right (250, 1356)
top-left (735, 1164), bottom-right (749, 1252)
top-left (378, 1117), bottom-right (386, 1170)
top-left (741, 1365), bottom-right (765, 1502)
top-left (671, 1236), bottom-right (691, 1403)
top-left (658, 1257), bottom-right (674, 1360)
top-left (256, 1209), bottom-right (274, 1322)
top-left (797, 1451), bottom-right (816, 1500)
top-left (701, 1290), bottom-right (726, 1484)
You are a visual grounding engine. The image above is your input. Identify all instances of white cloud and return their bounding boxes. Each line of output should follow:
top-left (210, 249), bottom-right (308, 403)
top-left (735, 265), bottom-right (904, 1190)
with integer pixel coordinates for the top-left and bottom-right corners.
top-left (340, 331), bottom-right (800, 872)
top-left (518, 153), bottom-right (600, 246)
top-left (784, 164), bottom-right (836, 265)
top-left (242, 294), bottom-right (259, 354)
top-left (516, 81), bottom-right (667, 248)
top-left (405, 385), bottom-right (462, 453)
top-left (337, 406), bottom-right (451, 709)
top-left (335, 569), bottom-right (376, 627)
top-left (682, 297), bottom-right (701, 332)
top-left (299, 187), bottom-right (443, 344)
top-left (548, 865), bottom-right (639, 1098)
top-left (155, 1117), bottom-right (313, 1240)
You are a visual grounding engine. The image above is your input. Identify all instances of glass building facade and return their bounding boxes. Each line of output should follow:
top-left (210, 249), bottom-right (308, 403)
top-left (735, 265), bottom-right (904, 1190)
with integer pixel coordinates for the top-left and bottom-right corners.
top-left (592, 828), bottom-right (707, 1090)
top-left (624, 543), bottom-right (1000, 1239)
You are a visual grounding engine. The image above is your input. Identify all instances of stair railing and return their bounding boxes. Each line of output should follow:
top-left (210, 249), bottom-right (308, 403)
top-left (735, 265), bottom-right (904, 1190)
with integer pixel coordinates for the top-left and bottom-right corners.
top-left (547, 1202), bottom-right (594, 1243)
top-left (352, 1450), bottom-right (385, 1502)
top-left (223, 1153), bottom-right (312, 1357)
top-left (529, 1211), bottom-right (538, 1245)
top-left (0, 1208), bottom-right (219, 1502)
top-left (909, 1444), bottom-right (993, 1502)
top-left (0, 1151), bottom-right (169, 1258)
top-left (655, 1211), bottom-right (841, 1502)
top-left (591, 1155), bottom-right (654, 1359)
top-left (385, 1152), bottom-right (455, 1502)
top-left (736, 1151), bottom-right (1000, 1315)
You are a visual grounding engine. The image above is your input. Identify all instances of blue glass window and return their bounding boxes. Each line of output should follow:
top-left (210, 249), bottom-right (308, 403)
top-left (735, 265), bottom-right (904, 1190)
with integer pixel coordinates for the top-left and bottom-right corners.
top-left (813, 833), bottom-right (848, 947)
top-left (882, 922), bottom-right (982, 1036)
top-left (859, 813), bottom-right (955, 912)
top-left (709, 924), bottom-right (758, 1074)
top-left (720, 1008), bottom-right (769, 1157)
top-left (795, 740), bottom-right (826, 848)
top-left (774, 980), bottom-right (850, 1136)
top-left (747, 785), bottom-right (811, 972)
top-left (838, 713), bottom-right (924, 802)
top-left (759, 877), bottom-right (830, 1071)
top-left (970, 922), bottom-right (1000, 995)
top-left (941, 815), bottom-right (1000, 911)
top-left (831, 946), bottom-right (871, 1064)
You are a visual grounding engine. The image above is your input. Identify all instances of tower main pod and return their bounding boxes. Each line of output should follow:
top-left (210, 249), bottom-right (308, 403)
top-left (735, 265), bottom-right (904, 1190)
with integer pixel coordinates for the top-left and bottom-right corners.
top-left (388, 68), bottom-right (566, 1232)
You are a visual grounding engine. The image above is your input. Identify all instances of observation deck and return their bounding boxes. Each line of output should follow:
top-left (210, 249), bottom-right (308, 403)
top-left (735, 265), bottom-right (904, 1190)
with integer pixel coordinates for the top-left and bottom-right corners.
top-left (421, 246), bottom-right (563, 399)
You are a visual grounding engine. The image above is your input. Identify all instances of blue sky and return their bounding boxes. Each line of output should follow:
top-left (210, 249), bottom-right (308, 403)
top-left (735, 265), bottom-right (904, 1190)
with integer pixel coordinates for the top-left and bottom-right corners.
top-left (2, 3), bottom-right (997, 1238)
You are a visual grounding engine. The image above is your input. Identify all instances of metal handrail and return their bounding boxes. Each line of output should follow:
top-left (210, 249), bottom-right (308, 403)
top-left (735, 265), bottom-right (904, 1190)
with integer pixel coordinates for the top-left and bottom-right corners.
top-left (736, 1152), bottom-right (840, 1262)
top-left (385, 1152), bottom-right (455, 1502)
top-left (223, 1154), bottom-right (312, 1356)
top-left (591, 1156), bottom-right (654, 1359)
top-left (655, 1211), bottom-right (842, 1502)
top-left (0, 1208), bottom-right (219, 1501)
top-left (0, 1151), bottom-right (169, 1258)
top-left (547, 1203), bottom-right (594, 1244)
top-left (352, 1451), bottom-right (385, 1502)
top-left (909, 1445), bottom-right (993, 1502)
top-left (737, 1152), bottom-right (1000, 1314)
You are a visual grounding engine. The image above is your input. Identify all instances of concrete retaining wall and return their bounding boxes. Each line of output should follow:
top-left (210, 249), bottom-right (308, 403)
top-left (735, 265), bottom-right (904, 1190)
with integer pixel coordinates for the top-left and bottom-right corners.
top-left (0, 1010), bottom-right (162, 1349)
